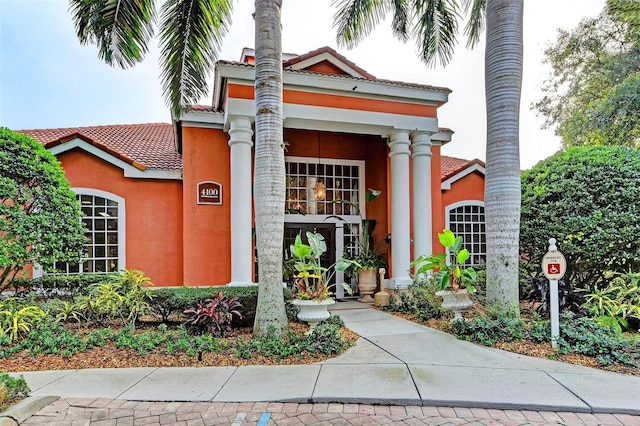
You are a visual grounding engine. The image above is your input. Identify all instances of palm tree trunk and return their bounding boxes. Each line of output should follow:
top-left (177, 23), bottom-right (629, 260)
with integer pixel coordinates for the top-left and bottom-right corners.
top-left (252, 0), bottom-right (289, 338)
top-left (484, 0), bottom-right (523, 314)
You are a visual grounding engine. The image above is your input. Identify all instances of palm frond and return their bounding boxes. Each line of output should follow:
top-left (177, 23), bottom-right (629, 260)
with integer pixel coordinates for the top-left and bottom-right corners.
top-left (413, 0), bottom-right (460, 67)
top-left (390, 0), bottom-right (411, 42)
top-left (462, 0), bottom-right (486, 48)
top-left (159, 0), bottom-right (233, 117)
top-left (332, 0), bottom-right (389, 48)
top-left (69, 0), bottom-right (156, 68)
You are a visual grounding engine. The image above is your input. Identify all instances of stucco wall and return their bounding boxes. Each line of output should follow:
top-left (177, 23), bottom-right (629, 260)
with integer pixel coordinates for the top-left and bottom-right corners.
top-left (57, 149), bottom-right (184, 286)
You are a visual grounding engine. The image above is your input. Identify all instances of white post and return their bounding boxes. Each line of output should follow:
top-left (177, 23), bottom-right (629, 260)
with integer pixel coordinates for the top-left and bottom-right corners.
top-left (388, 130), bottom-right (412, 289)
top-left (228, 116), bottom-right (254, 285)
top-left (411, 131), bottom-right (433, 259)
top-left (543, 237), bottom-right (565, 348)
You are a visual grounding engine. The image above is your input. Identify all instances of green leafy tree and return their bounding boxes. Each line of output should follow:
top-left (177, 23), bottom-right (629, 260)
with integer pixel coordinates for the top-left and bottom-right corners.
top-left (534, 0), bottom-right (640, 148)
top-left (333, 0), bottom-right (523, 314)
top-left (520, 146), bottom-right (640, 290)
top-left (0, 128), bottom-right (85, 289)
top-left (69, 0), bottom-right (289, 338)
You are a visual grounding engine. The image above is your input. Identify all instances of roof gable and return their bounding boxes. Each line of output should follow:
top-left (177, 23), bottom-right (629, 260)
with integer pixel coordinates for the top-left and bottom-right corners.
top-left (283, 46), bottom-right (376, 80)
top-left (18, 123), bottom-right (182, 179)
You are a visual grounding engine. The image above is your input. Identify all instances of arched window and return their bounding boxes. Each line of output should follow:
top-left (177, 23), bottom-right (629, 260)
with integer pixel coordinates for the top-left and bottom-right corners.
top-left (446, 201), bottom-right (486, 266)
top-left (52, 189), bottom-right (125, 274)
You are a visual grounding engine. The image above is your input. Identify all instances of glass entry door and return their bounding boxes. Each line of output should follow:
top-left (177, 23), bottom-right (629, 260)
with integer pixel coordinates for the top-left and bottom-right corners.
top-left (284, 223), bottom-right (336, 285)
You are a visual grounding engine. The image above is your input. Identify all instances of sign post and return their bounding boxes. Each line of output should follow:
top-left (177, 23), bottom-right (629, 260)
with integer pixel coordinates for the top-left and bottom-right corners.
top-left (541, 238), bottom-right (566, 348)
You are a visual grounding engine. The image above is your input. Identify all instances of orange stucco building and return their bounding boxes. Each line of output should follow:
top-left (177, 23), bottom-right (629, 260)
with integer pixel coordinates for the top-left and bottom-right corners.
top-left (20, 47), bottom-right (485, 293)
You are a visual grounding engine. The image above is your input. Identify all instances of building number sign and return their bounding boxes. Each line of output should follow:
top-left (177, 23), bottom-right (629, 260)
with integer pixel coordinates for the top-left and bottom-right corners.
top-left (197, 181), bottom-right (222, 205)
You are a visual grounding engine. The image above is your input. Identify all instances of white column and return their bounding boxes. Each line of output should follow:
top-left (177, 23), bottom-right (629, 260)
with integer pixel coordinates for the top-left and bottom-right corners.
top-left (411, 131), bottom-right (433, 259)
top-left (388, 130), bottom-right (412, 289)
top-left (228, 116), bottom-right (254, 285)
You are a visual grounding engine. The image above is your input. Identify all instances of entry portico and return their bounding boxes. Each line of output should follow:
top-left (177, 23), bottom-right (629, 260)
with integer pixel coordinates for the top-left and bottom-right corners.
top-left (180, 47), bottom-right (452, 289)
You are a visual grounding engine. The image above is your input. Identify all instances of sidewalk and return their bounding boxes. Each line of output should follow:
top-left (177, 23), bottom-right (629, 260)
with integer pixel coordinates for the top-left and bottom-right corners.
top-left (5, 304), bottom-right (640, 424)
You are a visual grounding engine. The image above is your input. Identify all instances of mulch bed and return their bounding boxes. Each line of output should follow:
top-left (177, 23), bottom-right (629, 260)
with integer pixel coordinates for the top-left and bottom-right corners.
top-left (0, 322), bottom-right (360, 373)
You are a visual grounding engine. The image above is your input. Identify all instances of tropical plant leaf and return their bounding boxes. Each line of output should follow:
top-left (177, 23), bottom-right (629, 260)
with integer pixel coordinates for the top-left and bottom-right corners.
top-left (69, 0), bottom-right (156, 68)
top-left (159, 0), bottom-right (233, 116)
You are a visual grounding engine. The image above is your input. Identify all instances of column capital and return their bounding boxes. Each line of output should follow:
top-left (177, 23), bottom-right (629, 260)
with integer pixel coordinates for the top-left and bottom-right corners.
top-left (411, 131), bottom-right (433, 158)
top-left (388, 130), bottom-right (411, 158)
top-left (228, 116), bottom-right (254, 147)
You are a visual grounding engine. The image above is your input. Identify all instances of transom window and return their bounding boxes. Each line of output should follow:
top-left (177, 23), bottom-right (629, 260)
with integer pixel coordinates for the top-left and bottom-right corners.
top-left (447, 202), bottom-right (486, 266)
top-left (52, 190), bottom-right (125, 275)
top-left (285, 160), bottom-right (361, 215)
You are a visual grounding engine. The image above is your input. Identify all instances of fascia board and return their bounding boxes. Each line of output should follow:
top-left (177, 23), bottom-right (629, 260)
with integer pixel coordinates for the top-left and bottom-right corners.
top-left (48, 139), bottom-right (182, 180)
top-left (180, 110), bottom-right (225, 128)
top-left (216, 63), bottom-right (449, 106)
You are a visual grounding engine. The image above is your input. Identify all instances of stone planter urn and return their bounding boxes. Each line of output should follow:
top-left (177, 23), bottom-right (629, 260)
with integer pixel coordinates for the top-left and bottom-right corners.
top-left (357, 268), bottom-right (377, 303)
top-left (291, 299), bottom-right (335, 329)
top-left (436, 289), bottom-right (473, 322)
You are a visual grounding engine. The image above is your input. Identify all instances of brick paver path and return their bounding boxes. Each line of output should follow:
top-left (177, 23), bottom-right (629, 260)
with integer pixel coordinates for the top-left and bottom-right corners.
top-left (20, 398), bottom-right (640, 426)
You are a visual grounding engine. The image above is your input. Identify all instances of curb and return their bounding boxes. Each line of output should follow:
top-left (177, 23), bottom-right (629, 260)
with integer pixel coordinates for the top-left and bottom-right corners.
top-left (0, 396), bottom-right (59, 425)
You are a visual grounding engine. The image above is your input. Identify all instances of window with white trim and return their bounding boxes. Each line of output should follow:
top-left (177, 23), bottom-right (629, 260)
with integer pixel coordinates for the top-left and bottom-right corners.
top-left (285, 160), bottom-right (361, 215)
top-left (53, 189), bottom-right (125, 274)
top-left (447, 202), bottom-right (486, 266)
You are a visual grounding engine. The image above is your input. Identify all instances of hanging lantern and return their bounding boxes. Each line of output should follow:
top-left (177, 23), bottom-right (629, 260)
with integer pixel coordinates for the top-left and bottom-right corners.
top-left (314, 179), bottom-right (326, 201)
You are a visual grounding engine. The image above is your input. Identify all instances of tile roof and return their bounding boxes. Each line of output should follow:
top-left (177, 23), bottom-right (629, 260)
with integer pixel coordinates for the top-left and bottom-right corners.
top-left (19, 123), bottom-right (478, 181)
top-left (19, 123), bottom-right (181, 170)
top-left (441, 156), bottom-right (485, 181)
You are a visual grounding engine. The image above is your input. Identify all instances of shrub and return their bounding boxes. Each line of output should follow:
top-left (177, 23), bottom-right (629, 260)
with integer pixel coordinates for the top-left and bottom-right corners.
top-left (525, 275), bottom-right (587, 318)
top-left (452, 312), bottom-right (525, 346)
top-left (0, 298), bottom-right (47, 344)
top-left (556, 313), bottom-right (640, 366)
top-left (583, 271), bottom-right (640, 333)
top-left (184, 291), bottom-right (243, 337)
top-left (75, 269), bottom-right (153, 324)
top-left (384, 274), bottom-right (443, 322)
top-left (520, 146), bottom-right (640, 290)
top-left (0, 371), bottom-right (30, 411)
top-left (0, 128), bottom-right (86, 290)
top-left (149, 285), bottom-right (283, 326)
top-left (7, 274), bottom-right (115, 299)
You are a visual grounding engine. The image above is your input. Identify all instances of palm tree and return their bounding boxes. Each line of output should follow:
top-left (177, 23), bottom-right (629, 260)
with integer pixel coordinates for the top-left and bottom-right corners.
top-left (333, 0), bottom-right (522, 314)
top-left (69, 0), bottom-right (289, 336)
top-left (252, 0), bottom-right (289, 337)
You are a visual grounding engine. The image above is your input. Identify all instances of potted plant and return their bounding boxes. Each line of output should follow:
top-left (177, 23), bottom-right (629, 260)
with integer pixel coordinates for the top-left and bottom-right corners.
top-left (411, 229), bottom-right (477, 321)
top-left (330, 189), bottom-right (388, 302)
top-left (289, 231), bottom-right (353, 328)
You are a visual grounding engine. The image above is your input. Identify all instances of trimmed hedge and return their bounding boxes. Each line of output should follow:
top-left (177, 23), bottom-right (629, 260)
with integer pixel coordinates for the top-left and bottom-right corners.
top-left (7, 274), bottom-right (116, 298)
top-left (150, 286), bottom-right (293, 326)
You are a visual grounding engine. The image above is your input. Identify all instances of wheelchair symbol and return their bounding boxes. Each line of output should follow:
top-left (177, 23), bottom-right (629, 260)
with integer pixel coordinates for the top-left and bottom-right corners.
top-left (547, 263), bottom-right (560, 274)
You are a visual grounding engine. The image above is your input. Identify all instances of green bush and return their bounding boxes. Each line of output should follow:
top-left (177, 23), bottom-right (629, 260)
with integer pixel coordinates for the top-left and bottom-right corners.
top-left (556, 313), bottom-right (639, 366)
top-left (0, 298), bottom-right (47, 344)
top-left (74, 270), bottom-right (153, 324)
top-left (0, 128), bottom-right (86, 290)
top-left (384, 274), bottom-right (443, 321)
top-left (8, 274), bottom-right (114, 299)
top-left (583, 271), bottom-right (640, 333)
top-left (235, 316), bottom-right (350, 360)
top-left (150, 285), bottom-right (292, 326)
top-left (0, 371), bottom-right (30, 411)
top-left (520, 146), bottom-right (640, 290)
top-left (453, 312), bottom-right (525, 345)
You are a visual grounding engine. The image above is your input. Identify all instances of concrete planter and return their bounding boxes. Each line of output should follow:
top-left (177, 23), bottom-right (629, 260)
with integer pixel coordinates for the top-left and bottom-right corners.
top-left (436, 288), bottom-right (473, 322)
top-left (357, 268), bottom-right (377, 303)
top-left (291, 299), bottom-right (335, 329)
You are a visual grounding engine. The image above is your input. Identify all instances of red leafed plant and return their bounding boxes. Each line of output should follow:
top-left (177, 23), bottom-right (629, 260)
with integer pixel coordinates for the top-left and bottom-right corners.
top-left (184, 291), bottom-right (243, 337)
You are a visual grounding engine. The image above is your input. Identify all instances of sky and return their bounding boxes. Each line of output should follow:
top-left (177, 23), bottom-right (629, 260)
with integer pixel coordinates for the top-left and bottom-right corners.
top-left (0, 0), bottom-right (605, 169)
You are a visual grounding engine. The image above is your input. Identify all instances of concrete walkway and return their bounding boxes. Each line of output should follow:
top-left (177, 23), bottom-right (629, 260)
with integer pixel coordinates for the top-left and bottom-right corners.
top-left (5, 305), bottom-right (640, 425)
